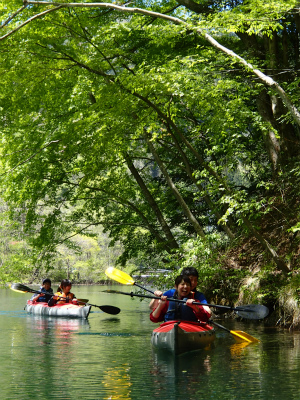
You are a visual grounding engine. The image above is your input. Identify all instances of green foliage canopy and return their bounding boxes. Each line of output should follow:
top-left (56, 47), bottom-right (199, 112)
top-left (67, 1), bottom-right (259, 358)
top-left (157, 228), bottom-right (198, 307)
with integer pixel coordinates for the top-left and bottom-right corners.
top-left (0, 0), bottom-right (299, 277)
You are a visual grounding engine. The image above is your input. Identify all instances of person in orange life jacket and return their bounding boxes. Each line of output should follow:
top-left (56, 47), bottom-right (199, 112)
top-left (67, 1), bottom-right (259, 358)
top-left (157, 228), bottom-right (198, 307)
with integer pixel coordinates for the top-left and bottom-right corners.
top-left (31, 278), bottom-right (54, 302)
top-left (48, 279), bottom-right (78, 307)
top-left (149, 267), bottom-right (209, 310)
top-left (150, 275), bottom-right (211, 323)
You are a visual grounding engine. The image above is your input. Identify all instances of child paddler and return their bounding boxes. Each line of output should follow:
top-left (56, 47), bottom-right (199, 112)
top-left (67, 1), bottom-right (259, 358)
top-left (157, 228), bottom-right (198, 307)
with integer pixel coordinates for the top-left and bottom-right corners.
top-left (150, 275), bottom-right (211, 323)
top-left (48, 279), bottom-right (78, 306)
top-left (31, 278), bottom-right (53, 302)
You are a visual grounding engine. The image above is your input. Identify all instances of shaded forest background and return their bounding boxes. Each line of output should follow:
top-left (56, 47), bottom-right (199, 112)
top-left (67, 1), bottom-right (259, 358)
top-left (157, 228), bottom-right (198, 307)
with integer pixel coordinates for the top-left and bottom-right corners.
top-left (1, 1), bottom-right (300, 327)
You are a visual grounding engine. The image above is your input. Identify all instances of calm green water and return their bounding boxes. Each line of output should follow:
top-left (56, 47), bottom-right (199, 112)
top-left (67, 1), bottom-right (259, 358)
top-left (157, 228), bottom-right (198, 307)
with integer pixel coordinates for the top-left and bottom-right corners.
top-left (1, 285), bottom-right (300, 399)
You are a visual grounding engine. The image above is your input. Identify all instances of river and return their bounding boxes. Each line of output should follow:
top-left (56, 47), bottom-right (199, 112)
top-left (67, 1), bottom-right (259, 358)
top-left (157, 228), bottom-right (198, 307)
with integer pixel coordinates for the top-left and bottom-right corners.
top-left (1, 284), bottom-right (300, 399)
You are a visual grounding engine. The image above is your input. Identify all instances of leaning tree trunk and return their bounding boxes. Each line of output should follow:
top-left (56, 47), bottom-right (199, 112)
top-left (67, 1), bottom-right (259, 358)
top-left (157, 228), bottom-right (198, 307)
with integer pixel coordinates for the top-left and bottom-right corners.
top-left (124, 151), bottom-right (179, 250)
top-left (144, 131), bottom-right (206, 238)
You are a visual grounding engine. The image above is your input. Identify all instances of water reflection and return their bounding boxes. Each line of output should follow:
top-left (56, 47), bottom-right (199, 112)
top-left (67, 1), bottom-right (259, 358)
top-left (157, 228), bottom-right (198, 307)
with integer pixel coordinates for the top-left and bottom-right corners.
top-left (27, 314), bottom-right (90, 328)
top-left (3, 287), bottom-right (300, 399)
top-left (151, 348), bottom-right (212, 376)
top-left (102, 364), bottom-right (132, 400)
top-left (229, 341), bottom-right (253, 357)
top-left (150, 349), bottom-right (213, 398)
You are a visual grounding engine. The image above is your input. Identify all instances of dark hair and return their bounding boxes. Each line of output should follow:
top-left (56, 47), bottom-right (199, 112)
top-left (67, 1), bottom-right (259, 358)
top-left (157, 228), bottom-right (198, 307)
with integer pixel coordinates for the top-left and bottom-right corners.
top-left (60, 279), bottom-right (72, 289)
top-left (175, 274), bottom-right (191, 287)
top-left (181, 267), bottom-right (199, 278)
top-left (42, 278), bottom-right (51, 285)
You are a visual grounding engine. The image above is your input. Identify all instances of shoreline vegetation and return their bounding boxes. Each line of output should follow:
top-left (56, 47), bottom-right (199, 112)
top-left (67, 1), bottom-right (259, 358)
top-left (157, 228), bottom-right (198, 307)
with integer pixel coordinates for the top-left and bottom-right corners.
top-left (4, 193), bottom-right (300, 329)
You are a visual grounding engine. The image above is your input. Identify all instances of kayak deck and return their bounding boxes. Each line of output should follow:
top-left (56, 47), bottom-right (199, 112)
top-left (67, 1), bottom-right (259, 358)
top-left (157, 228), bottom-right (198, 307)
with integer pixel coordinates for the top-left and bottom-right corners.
top-left (25, 300), bottom-right (91, 319)
top-left (151, 320), bottom-right (215, 354)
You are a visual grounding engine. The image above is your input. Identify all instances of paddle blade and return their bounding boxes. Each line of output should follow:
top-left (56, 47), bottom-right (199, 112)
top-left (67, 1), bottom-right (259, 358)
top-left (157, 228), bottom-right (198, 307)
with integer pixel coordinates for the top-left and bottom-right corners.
top-left (98, 305), bottom-right (121, 315)
top-left (105, 267), bottom-right (135, 285)
top-left (211, 321), bottom-right (260, 343)
top-left (76, 299), bottom-right (89, 305)
top-left (10, 283), bottom-right (36, 294)
top-left (236, 304), bottom-right (269, 320)
top-left (230, 330), bottom-right (260, 343)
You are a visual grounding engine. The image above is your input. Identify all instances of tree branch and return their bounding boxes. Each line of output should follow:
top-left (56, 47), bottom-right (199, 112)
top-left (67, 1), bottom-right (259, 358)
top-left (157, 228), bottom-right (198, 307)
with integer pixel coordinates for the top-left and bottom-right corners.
top-left (0, 140), bottom-right (60, 177)
top-left (18, 0), bottom-right (300, 127)
top-left (0, 5), bottom-right (28, 29)
top-left (0, 5), bottom-right (63, 40)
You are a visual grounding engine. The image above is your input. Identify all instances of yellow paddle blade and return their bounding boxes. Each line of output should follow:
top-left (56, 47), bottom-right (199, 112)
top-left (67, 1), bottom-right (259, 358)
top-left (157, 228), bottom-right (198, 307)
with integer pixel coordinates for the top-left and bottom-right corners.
top-left (9, 285), bottom-right (28, 294)
top-left (10, 288), bottom-right (28, 294)
top-left (230, 330), bottom-right (260, 343)
top-left (105, 267), bottom-right (135, 285)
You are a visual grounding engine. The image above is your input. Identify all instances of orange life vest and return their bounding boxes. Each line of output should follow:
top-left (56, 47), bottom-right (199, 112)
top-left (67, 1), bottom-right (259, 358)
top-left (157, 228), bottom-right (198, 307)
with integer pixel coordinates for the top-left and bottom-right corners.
top-left (55, 291), bottom-right (75, 304)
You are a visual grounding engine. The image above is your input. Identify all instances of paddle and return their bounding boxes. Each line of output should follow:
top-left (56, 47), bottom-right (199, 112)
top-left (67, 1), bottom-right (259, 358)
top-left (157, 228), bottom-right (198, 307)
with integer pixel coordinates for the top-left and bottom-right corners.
top-left (102, 289), bottom-right (268, 320)
top-left (104, 268), bottom-right (269, 318)
top-left (210, 320), bottom-right (260, 343)
top-left (77, 301), bottom-right (120, 315)
top-left (10, 283), bottom-right (121, 315)
top-left (104, 289), bottom-right (262, 342)
top-left (105, 267), bottom-right (155, 294)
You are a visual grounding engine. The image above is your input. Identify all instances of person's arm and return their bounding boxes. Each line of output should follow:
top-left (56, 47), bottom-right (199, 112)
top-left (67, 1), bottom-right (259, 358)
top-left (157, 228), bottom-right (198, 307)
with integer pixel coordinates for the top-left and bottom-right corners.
top-left (186, 299), bottom-right (212, 322)
top-left (31, 293), bottom-right (43, 302)
top-left (149, 290), bottom-right (163, 310)
top-left (150, 297), bottom-right (168, 323)
top-left (48, 296), bottom-right (58, 307)
top-left (48, 292), bottom-right (60, 307)
top-left (193, 291), bottom-right (212, 317)
top-left (149, 289), bottom-right (176, 310)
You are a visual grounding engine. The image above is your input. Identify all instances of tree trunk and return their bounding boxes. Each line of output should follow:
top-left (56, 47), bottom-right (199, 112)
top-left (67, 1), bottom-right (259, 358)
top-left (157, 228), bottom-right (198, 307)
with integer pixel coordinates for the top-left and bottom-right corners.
top-left (124, 152), bottom-right (179, 249)
top-left (144, 131), bottom-right (206, 238)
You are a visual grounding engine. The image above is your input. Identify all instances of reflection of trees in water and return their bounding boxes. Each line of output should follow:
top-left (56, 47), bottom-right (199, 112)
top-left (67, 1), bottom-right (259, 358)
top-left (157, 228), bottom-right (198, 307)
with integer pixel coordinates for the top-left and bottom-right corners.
top-left (149, 339), bottom-right (263, 399)
top-left (26, 315), bottom-right (90, 368)
top-left (150, 349), bottom-right (212, 398)
top-left (102, 365), bottom-right (132, 400)
top-left (8, 315), bottom-right (90, 398)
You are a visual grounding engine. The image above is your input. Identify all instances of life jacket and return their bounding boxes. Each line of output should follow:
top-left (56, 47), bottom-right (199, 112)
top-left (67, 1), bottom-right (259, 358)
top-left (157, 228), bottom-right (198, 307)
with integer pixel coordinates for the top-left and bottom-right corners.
top-left (164, 292), bottom-right (198, 322)
top-left (32, 287), bottom-right (53, 302)
top-left (55, 291), bottom-right (75, 304)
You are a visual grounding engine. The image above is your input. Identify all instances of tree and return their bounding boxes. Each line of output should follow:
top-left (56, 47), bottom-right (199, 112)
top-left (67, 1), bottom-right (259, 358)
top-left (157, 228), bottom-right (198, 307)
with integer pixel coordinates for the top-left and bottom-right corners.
top-left (0, 0), bottom-right (299, 275)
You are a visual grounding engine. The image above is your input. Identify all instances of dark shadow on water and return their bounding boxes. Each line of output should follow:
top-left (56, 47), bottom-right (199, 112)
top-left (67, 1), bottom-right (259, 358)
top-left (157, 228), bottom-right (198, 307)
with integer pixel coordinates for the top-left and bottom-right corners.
top-left (92, 316), bottom-right (121, 324)
top-left (76, 332), bottom-right (132, 336)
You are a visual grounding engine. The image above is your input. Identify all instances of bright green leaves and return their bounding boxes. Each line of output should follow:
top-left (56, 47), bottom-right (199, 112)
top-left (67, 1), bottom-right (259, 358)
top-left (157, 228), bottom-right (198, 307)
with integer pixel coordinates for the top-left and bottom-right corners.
top-left (0, 0), bottom-right (298, 276)
top-left (197, 0), bottom-right (298, 36)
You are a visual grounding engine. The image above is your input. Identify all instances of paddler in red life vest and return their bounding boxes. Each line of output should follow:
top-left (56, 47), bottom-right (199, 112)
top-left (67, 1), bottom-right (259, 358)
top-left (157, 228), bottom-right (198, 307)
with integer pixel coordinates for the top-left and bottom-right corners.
top-left (150, 274), bottom-right (211, 323)
top-left (48, 279), bottom-right (78, 307)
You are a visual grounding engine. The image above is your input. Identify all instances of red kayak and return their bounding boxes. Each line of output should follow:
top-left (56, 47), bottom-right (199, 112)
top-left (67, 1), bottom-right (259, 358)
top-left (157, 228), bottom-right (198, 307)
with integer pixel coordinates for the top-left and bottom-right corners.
top-left (151, 320), bottom-right (215, 354)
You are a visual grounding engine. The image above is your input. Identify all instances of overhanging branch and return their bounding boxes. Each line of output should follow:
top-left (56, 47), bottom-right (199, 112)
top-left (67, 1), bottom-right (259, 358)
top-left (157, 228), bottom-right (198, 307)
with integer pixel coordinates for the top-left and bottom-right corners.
top-left (2, 0), bottom-right (298, 127)
top-left (0, 5), bottom-right (63, 40)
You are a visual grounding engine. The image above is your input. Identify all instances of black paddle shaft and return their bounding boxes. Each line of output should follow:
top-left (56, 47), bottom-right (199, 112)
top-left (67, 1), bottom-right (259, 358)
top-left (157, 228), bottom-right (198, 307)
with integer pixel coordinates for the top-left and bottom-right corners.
top-left (103, 290), bottom-right (254, 313)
